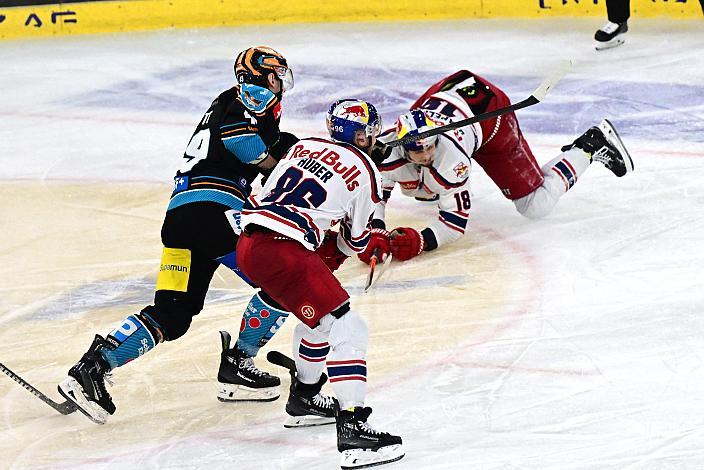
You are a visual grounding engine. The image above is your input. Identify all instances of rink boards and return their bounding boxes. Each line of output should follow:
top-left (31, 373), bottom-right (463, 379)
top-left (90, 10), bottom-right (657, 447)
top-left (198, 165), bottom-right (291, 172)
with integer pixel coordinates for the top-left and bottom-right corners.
top-left (1, 0), bottom-right (702, 39)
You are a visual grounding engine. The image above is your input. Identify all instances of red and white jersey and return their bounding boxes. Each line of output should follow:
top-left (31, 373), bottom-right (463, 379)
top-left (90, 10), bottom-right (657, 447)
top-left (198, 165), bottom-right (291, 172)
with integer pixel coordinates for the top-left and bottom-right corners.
top-left (240, 137), bottom-right (382, 256)
top-left (372, 72), bottom-right (508, 248)
top-left (413, 74), bottom-right (487, 156)
top-left (413, 70), bottom-right (545, 201)
top-left (376, 131), bottom-right (473, 248)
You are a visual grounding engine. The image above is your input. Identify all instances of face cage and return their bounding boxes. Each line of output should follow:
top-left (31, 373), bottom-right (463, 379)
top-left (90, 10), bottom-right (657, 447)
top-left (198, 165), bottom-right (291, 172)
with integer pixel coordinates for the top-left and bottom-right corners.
top-left (403, 134), bottom-right (437, 152)
top-left (364, 115), bottom-right (383, 138)
top-left (273, 66), bottom-right (294, 92)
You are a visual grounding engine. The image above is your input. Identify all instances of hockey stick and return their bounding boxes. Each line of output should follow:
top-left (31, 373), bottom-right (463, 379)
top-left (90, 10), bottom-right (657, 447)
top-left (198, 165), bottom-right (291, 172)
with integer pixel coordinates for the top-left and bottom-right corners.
top-left (386, 60), bottom-right (573, 148)
top-left (364, 252), bottom-right (392, 292)
top-left (364, 250), bottom-right (381, 292)
top-left (267, 350), bottom-right (296, 374)
top-left (0, 362), bottom-right (77, 415)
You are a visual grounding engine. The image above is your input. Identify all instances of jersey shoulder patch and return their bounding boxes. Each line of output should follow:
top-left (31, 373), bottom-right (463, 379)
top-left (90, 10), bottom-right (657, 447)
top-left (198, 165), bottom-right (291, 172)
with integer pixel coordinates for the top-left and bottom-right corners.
top-left (430, 147), bottom-right (471, 189)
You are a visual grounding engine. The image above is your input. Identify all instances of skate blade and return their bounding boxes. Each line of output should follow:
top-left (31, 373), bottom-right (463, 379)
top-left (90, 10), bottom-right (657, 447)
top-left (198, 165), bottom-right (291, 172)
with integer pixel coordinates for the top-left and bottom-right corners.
top-left (57, 377), bottom-right (108, 425)
top-left (599, 118), bottom-right (634, 174)
top-left (595, 37), bottom-right (625, 51)
top-left (217, 382), bottom-right (280, 402)
top-left (340, 444), bottom-right (405, 469)
top-left (284, 414), bottom-right (335, 428)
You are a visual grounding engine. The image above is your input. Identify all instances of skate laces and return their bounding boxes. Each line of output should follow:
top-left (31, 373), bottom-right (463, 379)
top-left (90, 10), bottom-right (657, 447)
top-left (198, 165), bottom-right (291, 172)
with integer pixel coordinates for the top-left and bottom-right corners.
top-left (600, 21), bottom-right (620, 34)
top-left (591, 146), bottom-right (611, 164)
top-left (312, 393), bottom-right (335, 409)
top-left (240, 357), bottom-right (268, 377)
top-left (359, 420), bottom-right (383, 436)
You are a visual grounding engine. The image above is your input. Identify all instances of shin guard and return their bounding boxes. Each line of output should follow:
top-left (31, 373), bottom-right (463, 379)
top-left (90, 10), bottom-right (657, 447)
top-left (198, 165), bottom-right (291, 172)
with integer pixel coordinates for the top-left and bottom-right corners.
top-left (236, 292), bottom-right (289, 357)
top-left (100, 313), bottom-right (161, 369)
top-left (325, 311), bottom-right (369, 410)
top-left (292, 323), bottom-right (330, 385)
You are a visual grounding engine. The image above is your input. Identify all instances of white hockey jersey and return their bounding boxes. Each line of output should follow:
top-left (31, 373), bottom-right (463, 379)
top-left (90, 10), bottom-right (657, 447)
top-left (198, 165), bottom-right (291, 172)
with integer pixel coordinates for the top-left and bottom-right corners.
top-left (377, 123), bottom-right (474, 250)
top-left (240, 137), bottom-right (383, 256)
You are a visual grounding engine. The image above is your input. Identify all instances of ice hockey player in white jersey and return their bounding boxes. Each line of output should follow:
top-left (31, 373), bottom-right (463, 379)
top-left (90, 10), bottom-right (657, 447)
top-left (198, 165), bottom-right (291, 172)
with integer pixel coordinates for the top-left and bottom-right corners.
top-left (359, 70), bottom-right (633, 264)
top-left (236, 99), bottom-right (404, 468)
top-left (359, 109), bottom-right (473, 263)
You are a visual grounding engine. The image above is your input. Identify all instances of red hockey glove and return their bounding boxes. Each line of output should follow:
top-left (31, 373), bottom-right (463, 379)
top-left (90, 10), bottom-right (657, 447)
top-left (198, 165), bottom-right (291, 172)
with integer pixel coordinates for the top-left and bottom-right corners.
top-left (389, 227), bottom-right (424, 261)
top-left (358, 228), bottom-right (391, 265)
top-left (316, 231), bottom-right (349, 272)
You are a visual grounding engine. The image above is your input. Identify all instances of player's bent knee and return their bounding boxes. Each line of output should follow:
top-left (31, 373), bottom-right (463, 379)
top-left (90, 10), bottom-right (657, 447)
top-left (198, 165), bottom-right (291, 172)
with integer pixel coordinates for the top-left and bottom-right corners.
top-left (142, 303), bottom-right (195, 341)
top-left (327, 310), bottom-right (368, 353)
top-left (513, 189), bottom-right (555, 220)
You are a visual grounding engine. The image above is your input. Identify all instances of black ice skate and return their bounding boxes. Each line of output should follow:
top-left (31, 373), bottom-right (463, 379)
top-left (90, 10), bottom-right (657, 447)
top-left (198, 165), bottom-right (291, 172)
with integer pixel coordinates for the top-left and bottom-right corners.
top-left (562, 119), bottom-right (633, 177)
top-left (57, 335), bottom-right (116, 425)
top-left (284, 373), bottom-right (338, 428)
top-left (336, 406), bottom-right (404, 469)
top-left (217, 331), bottom-right (280, 402)
top-left (594, 21), bottom-right (628, 50)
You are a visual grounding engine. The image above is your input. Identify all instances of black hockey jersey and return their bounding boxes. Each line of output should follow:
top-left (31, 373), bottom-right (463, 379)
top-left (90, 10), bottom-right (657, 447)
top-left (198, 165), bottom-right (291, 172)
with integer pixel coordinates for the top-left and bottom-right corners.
top-left (168, 86), bottom-right (282, 212)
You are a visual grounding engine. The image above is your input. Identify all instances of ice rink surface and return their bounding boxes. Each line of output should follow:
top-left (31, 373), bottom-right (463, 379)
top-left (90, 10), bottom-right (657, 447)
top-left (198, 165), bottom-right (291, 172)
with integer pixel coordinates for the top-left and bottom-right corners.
top-left (1, 17), bottom-right (703, 470)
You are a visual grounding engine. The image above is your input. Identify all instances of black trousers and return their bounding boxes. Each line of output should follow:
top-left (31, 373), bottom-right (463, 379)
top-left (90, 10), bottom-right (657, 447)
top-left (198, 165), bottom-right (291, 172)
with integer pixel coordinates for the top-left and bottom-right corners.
top-left (606, 0), bottom-right (630, 23)
top-left (144, 202), bottom-right (238, 341)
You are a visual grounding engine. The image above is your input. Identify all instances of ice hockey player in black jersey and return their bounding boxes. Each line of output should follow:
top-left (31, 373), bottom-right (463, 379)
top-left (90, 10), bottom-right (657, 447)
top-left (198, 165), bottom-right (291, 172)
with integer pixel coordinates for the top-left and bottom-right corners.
top-left (58, 46), bottom-right (298, 424)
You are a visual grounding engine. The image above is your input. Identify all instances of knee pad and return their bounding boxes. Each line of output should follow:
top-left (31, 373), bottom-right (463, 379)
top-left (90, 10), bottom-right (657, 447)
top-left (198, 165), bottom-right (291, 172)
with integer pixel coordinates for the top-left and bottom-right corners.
top-left (327, 310), bottom-right (368, 354)
top-left (513, 188), bottom-right (555, 220)
top-left (143, 298), bottom-right (195, 341)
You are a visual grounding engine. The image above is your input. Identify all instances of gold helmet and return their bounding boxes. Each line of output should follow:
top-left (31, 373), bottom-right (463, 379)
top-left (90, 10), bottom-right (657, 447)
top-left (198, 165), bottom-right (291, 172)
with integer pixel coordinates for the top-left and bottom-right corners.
top-left (234, 46), bottom-right (294, 92)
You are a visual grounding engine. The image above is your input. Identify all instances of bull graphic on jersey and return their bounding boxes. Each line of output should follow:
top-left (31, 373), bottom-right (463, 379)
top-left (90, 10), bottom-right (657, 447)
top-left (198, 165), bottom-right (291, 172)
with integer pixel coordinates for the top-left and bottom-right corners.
top-left (453, 162), bottom-right (469, 179)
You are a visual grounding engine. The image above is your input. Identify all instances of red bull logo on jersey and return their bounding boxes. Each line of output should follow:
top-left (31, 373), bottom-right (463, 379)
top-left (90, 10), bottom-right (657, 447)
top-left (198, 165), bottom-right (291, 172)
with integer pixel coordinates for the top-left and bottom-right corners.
top-left (289, 144), bottom-right (361, 191)
top-left (453, 162), bottom-right (469, 179)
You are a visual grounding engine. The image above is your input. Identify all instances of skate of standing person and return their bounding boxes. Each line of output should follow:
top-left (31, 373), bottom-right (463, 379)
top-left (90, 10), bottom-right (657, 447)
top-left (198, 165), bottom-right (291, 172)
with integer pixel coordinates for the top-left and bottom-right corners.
top-left (594, 0), bottom-right (630, 50)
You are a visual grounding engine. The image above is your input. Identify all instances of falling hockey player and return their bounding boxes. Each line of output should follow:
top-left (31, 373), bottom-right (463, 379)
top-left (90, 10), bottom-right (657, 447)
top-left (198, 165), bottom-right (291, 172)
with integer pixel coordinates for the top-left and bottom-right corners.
top-left (359, 70), bottom-right (634, 264)
top-left (235, 99), bottom-right (405, 468)
top-left (57, 46), bottom-right (302, 424)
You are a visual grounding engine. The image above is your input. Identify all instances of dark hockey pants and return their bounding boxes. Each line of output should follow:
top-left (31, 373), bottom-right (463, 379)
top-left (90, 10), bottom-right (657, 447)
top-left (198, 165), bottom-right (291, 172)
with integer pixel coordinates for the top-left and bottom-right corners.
top-left (143, 202), bottom-right (244, 341)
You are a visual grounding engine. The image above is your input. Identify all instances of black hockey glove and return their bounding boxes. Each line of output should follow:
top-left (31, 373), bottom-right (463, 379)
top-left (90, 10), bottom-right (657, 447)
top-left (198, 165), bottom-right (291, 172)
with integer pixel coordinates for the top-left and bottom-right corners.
top-left (370, 141), bottom-right (392, 165)
top-left (269, 132), bottom-right (299, 161)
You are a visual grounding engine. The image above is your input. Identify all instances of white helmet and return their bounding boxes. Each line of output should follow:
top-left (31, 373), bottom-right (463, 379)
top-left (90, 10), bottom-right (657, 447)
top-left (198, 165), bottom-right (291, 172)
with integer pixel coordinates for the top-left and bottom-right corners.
top-left (396, 109), bottom-right (439, 153)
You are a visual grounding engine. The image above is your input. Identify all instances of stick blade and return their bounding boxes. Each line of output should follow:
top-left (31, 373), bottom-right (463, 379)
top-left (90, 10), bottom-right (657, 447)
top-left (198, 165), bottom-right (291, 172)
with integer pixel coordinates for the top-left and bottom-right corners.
top-left (365, 253), bottom-right (392, 292)
top-left (364, 257), bottom-right (379, 292)
top-left (267, 350), bottom-right (296, 373)
top-left (531, 59), bottom-right (573, 102)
